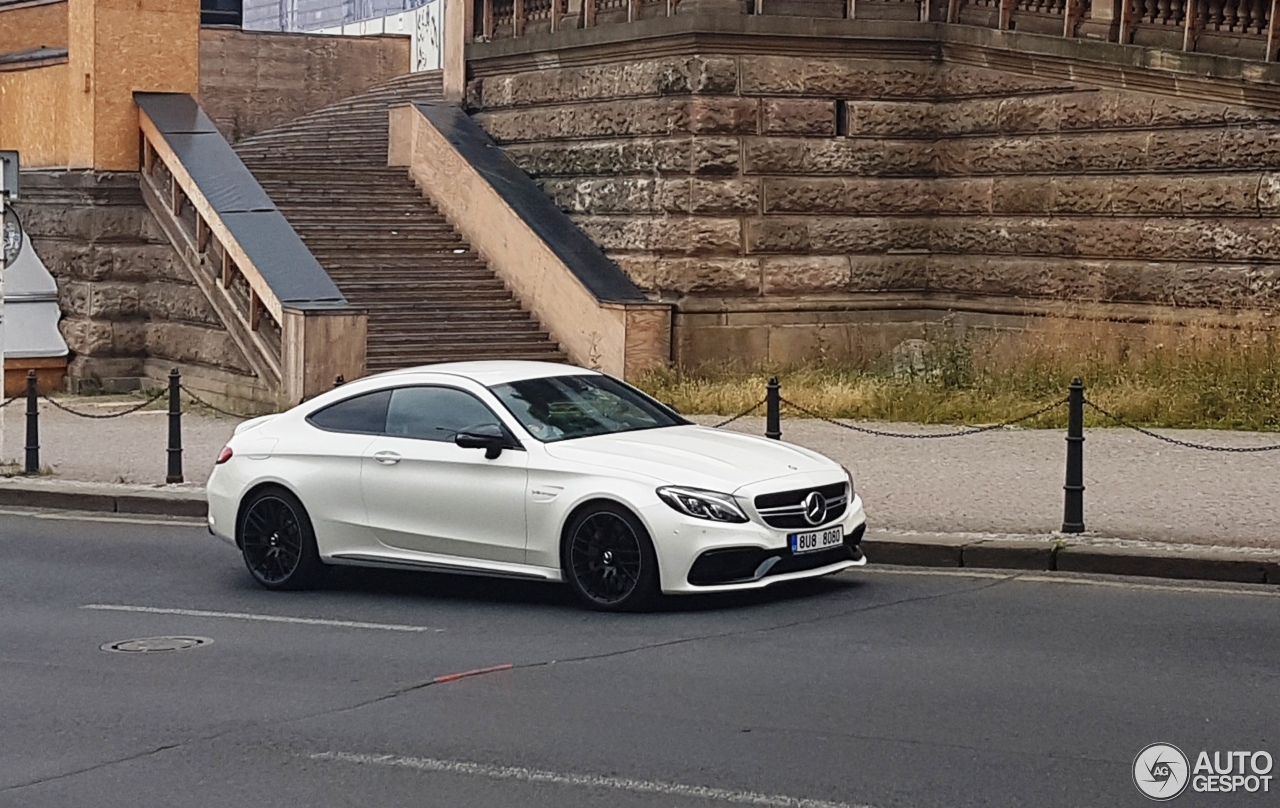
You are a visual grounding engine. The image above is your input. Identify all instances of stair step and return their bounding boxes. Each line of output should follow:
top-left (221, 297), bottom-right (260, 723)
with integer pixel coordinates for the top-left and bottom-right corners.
top-left (230, 69), bottom-right (560, 370)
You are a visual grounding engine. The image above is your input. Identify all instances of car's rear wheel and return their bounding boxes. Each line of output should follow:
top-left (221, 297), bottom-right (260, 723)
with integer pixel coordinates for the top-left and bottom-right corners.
top-left (563, 502), bottom-right (659, 612)
top-left (239, 488), bottom-right (327, 590)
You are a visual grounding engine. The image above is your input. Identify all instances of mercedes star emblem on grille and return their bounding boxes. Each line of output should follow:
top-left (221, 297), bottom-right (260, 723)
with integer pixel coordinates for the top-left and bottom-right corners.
top-left (802, 491), bottom-right (827, 525)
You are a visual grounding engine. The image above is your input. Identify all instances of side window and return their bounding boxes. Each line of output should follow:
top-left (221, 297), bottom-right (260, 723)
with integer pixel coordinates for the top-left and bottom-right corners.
top-left (386, 386), bottom-right (504, 442)
top-left (307, 390), bottom-right (391, 435)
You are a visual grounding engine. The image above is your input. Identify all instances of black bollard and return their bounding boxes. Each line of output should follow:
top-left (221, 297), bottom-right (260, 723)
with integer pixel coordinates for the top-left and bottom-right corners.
top-left (765, 377), bottom-right (781, 441)
top-left (24, 370), bottom-right (39, 475)
top-left (166, 368), bottom-right (183, 484)
top-left (334, 375), bottom-right (345, 389)
top-left (1061, 377), bottom-right (1085, 533)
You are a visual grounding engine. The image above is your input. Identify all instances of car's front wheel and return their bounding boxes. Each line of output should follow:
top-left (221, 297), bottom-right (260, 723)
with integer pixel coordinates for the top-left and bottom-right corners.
top-left (238, 487), bottom-right (327, 590)
top-left (562, 502), bottom-right (660, 612)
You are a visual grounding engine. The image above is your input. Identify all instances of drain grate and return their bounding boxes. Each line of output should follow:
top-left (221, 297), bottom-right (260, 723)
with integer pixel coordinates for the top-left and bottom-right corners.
top-left (101, 636), bottom-right (213, 653)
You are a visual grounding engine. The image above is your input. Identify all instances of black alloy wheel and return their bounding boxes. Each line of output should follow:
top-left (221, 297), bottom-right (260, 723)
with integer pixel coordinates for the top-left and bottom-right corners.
top-left (564, 503), bottom-right (659, 611)
top-left (239, 488), bottom-right (327, 590)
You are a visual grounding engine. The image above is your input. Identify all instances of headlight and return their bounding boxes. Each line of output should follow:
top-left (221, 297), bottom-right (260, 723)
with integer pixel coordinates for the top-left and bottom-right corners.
top-left (841, 464), bottom-right (856, 496)
top-left (656, 486), bottom-right (749, 523)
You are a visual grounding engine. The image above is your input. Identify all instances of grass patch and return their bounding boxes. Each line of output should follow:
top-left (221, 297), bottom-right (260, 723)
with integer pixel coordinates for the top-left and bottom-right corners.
top-left (635, 322), bottom-right (1280, 431)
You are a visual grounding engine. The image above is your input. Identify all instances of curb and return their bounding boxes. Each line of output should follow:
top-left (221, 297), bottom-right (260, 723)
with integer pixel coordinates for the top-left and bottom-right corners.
top-left (1, 481), bottom-right (1277, 587)
top-left (0, 479), bottom-right (206, 518)
top-left (864, 530), bottom-right (1280, 586)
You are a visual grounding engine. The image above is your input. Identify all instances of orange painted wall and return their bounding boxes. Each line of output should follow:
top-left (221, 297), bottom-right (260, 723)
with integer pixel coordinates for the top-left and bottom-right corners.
top-left (67, 0), bottom-right (198, 169)
top-left (0, 0), bottom-right (68, 54)
top-left (0, 63), bottom-right (70, 166)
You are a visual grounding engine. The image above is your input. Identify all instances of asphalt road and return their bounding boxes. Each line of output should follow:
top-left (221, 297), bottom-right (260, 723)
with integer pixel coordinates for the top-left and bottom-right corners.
top-left (1, 510), bottom-right (1277, 808)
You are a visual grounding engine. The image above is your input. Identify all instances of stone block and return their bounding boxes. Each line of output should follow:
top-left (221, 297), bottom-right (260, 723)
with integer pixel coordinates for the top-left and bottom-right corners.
top-left (761, 99), bottom-right (836, 136)
top-left (477, 98), bottom-right (757, 142)
top-left (142, 284), bottom-right (221, 326)
top-left (690, 178), bottom-right (760, 215)
top-left (576, 215), bottom-right (741, 254)
top-left (678, 325), bottom-right (771, 370)
top-left (1050, 176), bottom-right (1114, 214)
top-left (690, 138), bottom-right (741, 174)
top-left (613, 254), bottom-right (761, 295)
top-left (1179, 175), bottom-right (1260, 215)
top-left (145, 323), bottom-right (253, 374)
top-left (992, 176), bottom-right (1053, 214)
top-left (505, 138), bottom-right (695, 177)
top-left (808, 217), bottom-right (900, 254)
top-left (849, 254), bottom-right (930, 291)
top-left (111, 244), bottom-right (188, 283)
top-left (767, 324), bottom-right (852, 365)
top-left (996, 94), bottom-right (1061, 134)
top-left (1258, 172), bottom-right (1280, 213)
top-left (468, 56), bottom-right (740, 109)
top-left (744, 138), bottom-right (931, 176)
top-left (745, 218), bottom-right (811, 253)
top-left (740, 56), bottom-right (938, 98)
top-left (847, 101), bottom-right (935, 138)
top-left (762, 177), bottom-right (848, 214)
top-left (689, 97), bottom-right (759, 135)
top-left (762, 256), bottom-right (851, 295)
top-left (538, 178), bottom-right (691, 214)
top-left (59, 318), bottom-right (114, 356)
top-left (942, 65), bottom-right (1074, 98)
top-left (86, 282), bottom-right (144, 319)
top-left (1111, 176), bottom-right (1182, 214)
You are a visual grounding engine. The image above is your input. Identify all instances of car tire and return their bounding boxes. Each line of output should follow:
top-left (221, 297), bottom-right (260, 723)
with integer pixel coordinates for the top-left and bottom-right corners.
top-left (562, 502), bottom-right (660, 612)
top-left (238, 487), bottom-right (328, 591)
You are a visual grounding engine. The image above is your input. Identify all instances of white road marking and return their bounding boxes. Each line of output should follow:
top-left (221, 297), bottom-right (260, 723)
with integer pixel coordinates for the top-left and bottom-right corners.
top-left (853, 567), bottom-right (1280, 598)
top-left (310, 751), bottom-right (877, 808)
top-left (81, 604), bottom-right (443, 633)
top-left (0, 508), bottom-right (205, 527)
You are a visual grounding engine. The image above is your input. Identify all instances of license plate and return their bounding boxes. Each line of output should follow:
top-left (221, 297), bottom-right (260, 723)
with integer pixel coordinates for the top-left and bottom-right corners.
top-left (789, 527), bottom-right (844, 554)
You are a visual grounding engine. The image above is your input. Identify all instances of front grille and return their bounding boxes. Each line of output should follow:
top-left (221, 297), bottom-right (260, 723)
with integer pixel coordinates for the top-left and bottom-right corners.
top-left (686, 524), bottom-right (866, 586)
top-left (754, 481), bottom-right (849, 529)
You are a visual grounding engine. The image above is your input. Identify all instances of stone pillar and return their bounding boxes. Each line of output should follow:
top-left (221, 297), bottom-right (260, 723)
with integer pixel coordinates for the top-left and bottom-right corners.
top-left (65, 0), bottom-right (200, 170)
top-left (444, 0), bottom-right (467, 103)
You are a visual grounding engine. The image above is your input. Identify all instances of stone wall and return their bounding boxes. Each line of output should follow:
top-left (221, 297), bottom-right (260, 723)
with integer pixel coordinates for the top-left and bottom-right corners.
top-left (467, 43), bottom-right (1280, 367)
top-left (199, 27), bottom-right (411, 142)
top-left (14, 172), bottom-right (262, 398)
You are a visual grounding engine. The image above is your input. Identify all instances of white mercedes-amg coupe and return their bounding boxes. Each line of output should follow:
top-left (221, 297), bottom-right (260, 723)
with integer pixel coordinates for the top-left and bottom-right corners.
top-left (207, 361), bottom-right (867, 610)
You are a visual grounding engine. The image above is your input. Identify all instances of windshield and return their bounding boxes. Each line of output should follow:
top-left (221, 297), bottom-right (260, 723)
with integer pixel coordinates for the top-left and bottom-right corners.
top-left (489, 374), bottom-right (688, 442)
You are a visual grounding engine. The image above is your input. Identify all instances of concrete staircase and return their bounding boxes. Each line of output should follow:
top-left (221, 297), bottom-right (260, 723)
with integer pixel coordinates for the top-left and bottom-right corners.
top-left (235, 71), bottom-right (564, 374)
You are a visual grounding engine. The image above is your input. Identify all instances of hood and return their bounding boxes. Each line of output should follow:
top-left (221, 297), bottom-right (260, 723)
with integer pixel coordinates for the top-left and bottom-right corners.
top-left (542, 425), bottom-right (838, 491)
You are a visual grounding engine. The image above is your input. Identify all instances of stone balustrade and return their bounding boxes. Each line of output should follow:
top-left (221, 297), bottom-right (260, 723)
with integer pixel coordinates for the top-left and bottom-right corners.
top-left (470, 0), bottom-right (1280, 62)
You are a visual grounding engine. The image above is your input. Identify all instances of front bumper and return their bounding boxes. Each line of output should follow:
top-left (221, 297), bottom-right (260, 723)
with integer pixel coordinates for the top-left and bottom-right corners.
top-left (646, 494), bottom-right (868, 594)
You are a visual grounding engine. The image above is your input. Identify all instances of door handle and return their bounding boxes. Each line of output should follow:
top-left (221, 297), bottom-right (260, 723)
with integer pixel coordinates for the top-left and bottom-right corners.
top-left (372, 450), bottom-right (402, 465)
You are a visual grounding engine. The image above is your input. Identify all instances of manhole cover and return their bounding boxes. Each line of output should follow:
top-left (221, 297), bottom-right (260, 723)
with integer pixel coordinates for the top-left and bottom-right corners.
top-left (101, 636), bottom-right (213, 653)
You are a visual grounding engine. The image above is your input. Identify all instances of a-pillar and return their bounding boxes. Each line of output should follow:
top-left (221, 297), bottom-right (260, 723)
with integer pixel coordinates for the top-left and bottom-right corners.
top-left (65, 0), bottom-right (199, 170)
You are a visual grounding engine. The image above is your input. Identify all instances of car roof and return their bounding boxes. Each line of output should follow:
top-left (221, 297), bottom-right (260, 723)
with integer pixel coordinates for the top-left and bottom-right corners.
top-left (366, 360), bottom-right (599, 387)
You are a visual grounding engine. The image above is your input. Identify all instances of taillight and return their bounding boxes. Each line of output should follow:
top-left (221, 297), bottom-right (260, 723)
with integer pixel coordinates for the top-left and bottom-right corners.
top-left (216, 446), bottom-right (233, 465)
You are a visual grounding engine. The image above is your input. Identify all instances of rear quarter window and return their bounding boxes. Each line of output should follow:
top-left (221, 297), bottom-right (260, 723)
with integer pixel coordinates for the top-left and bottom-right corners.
top-left (306, 390), bottom-right (391, 435)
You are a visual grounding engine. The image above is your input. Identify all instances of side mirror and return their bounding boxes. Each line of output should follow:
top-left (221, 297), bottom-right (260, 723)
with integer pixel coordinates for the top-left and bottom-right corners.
top-left (455, 423), bottom-right (506, 459)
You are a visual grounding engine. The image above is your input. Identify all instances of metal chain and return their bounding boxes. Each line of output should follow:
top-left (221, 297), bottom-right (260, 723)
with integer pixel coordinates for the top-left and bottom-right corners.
top-left (38, 390), bottom-right (166, 419)
top-left (180, 385), bottom-right (254, 419)
top-left (1085, 400), bottom-right (1280, 453)
top-left (0, 395), bottom-right (18, 409)
top-left (778, 396), bottom-right (1070, 439)
top-left (710, 398), bottom-right (767, 429)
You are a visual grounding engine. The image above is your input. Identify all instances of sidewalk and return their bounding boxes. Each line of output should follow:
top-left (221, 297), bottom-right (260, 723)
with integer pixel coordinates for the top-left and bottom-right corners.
top-left (2, 397), bottom-right (1278, 581)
